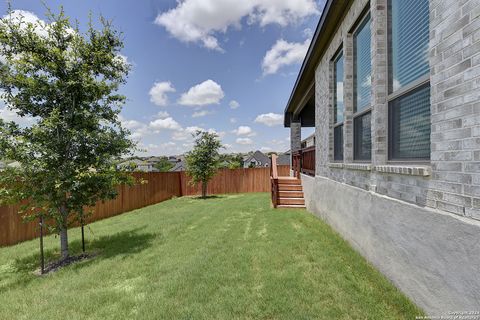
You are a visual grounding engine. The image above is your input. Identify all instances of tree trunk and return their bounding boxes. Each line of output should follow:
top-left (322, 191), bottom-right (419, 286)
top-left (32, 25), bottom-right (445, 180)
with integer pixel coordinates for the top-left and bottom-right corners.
top-left (201, 181), bottom-right (207, 198)
top-left (59, 204), bottom-right (69, 261)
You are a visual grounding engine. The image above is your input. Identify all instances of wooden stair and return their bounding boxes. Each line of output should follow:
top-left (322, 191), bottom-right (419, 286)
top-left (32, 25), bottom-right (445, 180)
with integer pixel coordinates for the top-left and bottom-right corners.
top-left (276, 177), bottom-right (305, 208)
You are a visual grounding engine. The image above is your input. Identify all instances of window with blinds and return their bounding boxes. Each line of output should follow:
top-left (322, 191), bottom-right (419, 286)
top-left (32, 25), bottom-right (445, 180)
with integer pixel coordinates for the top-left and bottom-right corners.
top-left (354, 14), bottom-right (371, 113)
top-left (334, 52), bottom-right (344, 124)
top-left (354, 112), bottom-right (372, 160)
top-left (389, 85), bottom-right (430, 160)
top-left (352, 13), bottom-right (372, 161)
top-left (388, 0), bottom-right (430, 161)
top-left (389, 0), bottom-right (429, 92)
top-left (333, 50), bottom-right (344, 162)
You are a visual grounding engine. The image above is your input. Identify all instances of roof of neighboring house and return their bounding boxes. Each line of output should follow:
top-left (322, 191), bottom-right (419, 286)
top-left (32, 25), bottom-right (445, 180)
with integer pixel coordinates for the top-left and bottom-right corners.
top-left (277, 153), bottom-right (291, 166)
top-left (244, 150), bottom-right (270, 166)
top-left (170, 160), bottom-right (186, 172)
top-left (117, 159), bottom-right (147, 167)
top-left (284, 0), bottom-right (352, 126)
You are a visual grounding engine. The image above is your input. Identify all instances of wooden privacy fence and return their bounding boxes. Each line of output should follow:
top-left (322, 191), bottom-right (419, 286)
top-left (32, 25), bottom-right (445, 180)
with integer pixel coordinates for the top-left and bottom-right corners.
top-left (0, 165), bottom-right (289, 246)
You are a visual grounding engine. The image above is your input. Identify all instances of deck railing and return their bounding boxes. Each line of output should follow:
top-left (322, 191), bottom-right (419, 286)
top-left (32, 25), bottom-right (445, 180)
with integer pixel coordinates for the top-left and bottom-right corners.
top-left (292, 146), bottom-right (316, 177)
top-left (270, 154), bottom-right (279, 208)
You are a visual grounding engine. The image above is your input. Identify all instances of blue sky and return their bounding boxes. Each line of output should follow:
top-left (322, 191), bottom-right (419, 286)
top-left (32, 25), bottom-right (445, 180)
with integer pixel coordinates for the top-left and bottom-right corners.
top-left (0, 0), bottom-right (321, 155)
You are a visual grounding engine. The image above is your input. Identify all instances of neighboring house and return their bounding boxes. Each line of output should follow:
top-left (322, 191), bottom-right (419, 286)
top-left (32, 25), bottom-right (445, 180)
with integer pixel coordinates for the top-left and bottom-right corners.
top-left (300, 133), bottom-right (315, 149)
top-left (283, 0), bottom-right (480, 314)
top-left (117, 159), bottom-right (157, 172)
top-left (243, 151), bottom-right (270, 168)
top-left (276, 152), bottom-right (291, 166)
top-left (170, 160), bottom-right (186, 172)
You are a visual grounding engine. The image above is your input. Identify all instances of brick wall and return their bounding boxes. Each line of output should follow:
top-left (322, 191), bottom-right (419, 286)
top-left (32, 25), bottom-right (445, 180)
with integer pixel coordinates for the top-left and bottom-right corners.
top-left (312, 0), bottom-right (480, 221)
top-left (429, 0), bottom-right (480, 219)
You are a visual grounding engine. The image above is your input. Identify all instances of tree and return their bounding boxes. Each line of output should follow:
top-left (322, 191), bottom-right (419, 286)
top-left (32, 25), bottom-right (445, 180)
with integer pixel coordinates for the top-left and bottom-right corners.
top-left (153, 157), bottom-right (175, 172)
top-left (185, 131), bottom-right (223, 198)
top-left (0, 7), bottom-right (135, 261)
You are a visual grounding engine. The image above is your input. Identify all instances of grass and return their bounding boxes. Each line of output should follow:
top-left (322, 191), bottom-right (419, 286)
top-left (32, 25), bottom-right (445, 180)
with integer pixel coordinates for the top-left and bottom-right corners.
top-left (0, 193), bottom-right (423, 319)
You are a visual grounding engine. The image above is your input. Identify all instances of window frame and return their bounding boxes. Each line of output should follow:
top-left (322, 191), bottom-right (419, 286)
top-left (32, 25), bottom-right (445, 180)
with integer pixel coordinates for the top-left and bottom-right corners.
top-left (332, 48), bottom-right (344, 162)
top-left (352, 11), bottom-right (372, 162)
top-left (386, 0), bottom-right (431, 163)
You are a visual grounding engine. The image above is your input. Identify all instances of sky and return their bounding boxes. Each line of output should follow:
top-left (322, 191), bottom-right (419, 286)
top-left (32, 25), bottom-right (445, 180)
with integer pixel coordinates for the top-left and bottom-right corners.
top-left (0, 0), bottom-right (321, 156)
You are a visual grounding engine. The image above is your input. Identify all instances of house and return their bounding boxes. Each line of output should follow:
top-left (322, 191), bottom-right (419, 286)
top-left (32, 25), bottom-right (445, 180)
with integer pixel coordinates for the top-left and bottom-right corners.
top-left (170, 160), bottom-right (186, 172)
top-left (300, 133), bottom-right (315, 149)
top-left (243, 150), bottom-right (270, 168)
top-left (282, 0), bottom-right (480, 314)
top-left (117, 159), bottom-right (157, 172)
top-left (276, 152), bottom-right (291, 166)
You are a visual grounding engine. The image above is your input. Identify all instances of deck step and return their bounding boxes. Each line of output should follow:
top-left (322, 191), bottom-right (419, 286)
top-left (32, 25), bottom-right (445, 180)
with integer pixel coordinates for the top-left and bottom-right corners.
top-left (278, 197), bottom-right (305, 205)
top-left (278, 191), bottom-right (304, 198)
top-left (277, 204), bottom-right (306, 209)
top-left (278, 184), bottom-right (303, 191)
top-left (277, 178), bottom-right (301, 185)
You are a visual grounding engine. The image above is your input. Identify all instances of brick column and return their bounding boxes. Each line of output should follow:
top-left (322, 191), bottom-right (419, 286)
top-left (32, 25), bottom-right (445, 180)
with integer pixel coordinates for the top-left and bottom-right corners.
top-left (370, 0), bottom-right (388, 192)
top-left (343, 34), bottom-right (354, 163)
top-left (370, 0), bottom-right (388, 166)
top-left (290, 120), bottom-right (302, 153)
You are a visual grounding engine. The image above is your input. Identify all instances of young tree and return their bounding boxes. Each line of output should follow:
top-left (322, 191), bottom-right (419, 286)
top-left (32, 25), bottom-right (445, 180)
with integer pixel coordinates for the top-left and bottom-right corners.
top-left (0, 7), bottom-right (135, 261)
top-left (153, 157), bottom-right (175, 172)
top-left (185, 131), bottom-right (223, 198)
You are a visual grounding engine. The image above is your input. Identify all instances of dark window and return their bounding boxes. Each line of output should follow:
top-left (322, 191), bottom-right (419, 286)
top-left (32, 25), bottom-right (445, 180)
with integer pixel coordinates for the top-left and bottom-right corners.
top-left (333, 49), bottom-right (344, 162)
top-left (334, 125), bottom-right (344, 161)
top-left (389, 0), bottom-right (429, 92)
top-left (354, 112), bottom-right (372, 160)
top-left (389, 84), bottom-right (431, 160)
top-left (353, 13), bottom-right (372, 113)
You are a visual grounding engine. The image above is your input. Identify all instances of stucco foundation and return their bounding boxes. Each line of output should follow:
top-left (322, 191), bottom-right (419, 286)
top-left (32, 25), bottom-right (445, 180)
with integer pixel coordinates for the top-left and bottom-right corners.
top-left (301, 173), bottom-right (480, 315)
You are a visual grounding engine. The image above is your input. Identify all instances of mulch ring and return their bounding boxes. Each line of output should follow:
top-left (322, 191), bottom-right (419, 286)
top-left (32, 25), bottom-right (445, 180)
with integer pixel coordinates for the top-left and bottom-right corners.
top-left (34, 253), bottom-right (96, 276)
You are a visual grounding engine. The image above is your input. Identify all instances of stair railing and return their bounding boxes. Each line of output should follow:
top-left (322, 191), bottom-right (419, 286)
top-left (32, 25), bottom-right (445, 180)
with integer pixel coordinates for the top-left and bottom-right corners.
top-left (270, 154), bottom-right (279, 208)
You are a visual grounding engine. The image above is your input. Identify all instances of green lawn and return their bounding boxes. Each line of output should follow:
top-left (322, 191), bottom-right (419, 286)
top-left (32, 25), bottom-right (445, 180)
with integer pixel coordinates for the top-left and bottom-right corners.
top-left (0, 193), bottom-right (423, 319)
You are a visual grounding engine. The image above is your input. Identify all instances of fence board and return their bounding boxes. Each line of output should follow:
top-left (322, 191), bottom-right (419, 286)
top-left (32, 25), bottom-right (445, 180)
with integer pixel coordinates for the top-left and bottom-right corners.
top-left (0, 165), bottom-right (290, 246)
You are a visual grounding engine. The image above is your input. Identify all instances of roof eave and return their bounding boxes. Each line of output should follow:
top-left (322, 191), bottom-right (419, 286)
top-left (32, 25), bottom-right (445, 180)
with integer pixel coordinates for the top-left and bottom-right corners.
top-left (283, 0), bottom-right (353, 127)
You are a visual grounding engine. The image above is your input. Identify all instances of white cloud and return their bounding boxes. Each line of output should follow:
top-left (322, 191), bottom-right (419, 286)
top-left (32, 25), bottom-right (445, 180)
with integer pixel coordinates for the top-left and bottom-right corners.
top-left (172, 125), bottom-right (204, 141)
top-left (230, 118), bottom-right (237, 123)
top-left (178, 79), bottom-right (224, 106)
top-left (262, 39), bottom-right (310, 75)
top-left (254, 113), bottom-right (283, 127)
top-left (232, 125), bottom-right (255, 137)
top-left (149, 81), bottom-right (176, 107)
top-left (114, 54), bottom-right (130, 68)
top-left (149, 117), bottom-right (182, 131)
top-left (236, 137), bottom-right (253, 145)
top-left (229, 100), bottom-right (240, 109)
top-left (156, 111), bottom-right (170, 119)
top-left (303, 27), bottom-right (313, 38)
top-left (162, 141), bottom-right (176, 148)
top-left (155, 0), bottom-right (318, 51)
top-left (1, 10), bottom-right (49, 37)
top-left (0, 106), bottom-right (36, 127)
top-left (192, 110), bottom-right (213, 118)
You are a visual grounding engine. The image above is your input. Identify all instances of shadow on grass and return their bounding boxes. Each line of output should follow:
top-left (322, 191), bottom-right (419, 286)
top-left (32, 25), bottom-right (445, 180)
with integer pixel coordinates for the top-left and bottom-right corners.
top-left (190, 195), bottom-right (224, 200)
top-left (1, 228), bottom-right (155, 292)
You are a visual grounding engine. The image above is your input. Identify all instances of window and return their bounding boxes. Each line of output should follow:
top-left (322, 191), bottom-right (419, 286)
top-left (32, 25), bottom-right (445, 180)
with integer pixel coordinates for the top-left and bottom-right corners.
top-left (333, 50), bottom-right (344, 161)
top-left (334, 125), bottom-right (344, 161)
top-left (354, 14), bottom-right (372, 112)
top-left (388, 0), bottom-right (430, 160)
top-left (354, 112), bottom-right (372, 160)
top-left (389, 84), bottom-right (430, 159)
top-left (353, 13), bottom-right (372, 161)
